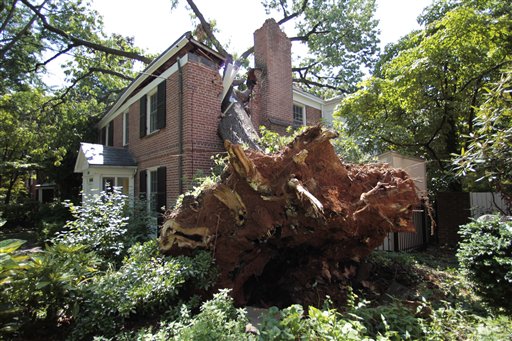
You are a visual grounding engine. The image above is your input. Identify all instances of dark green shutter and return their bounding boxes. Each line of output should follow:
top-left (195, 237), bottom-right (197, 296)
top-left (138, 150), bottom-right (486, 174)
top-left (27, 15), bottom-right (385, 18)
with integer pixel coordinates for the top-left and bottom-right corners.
top-left (140, 95), bottom-right (147, 138)
top-left (156, 81), bottom-right (166, 129)
top-left (100, 126), bottom-right (107, 145)
top-left (139, 170), bottom-right (147, 200)
top-left (108, 121), bottom-right (114, 146)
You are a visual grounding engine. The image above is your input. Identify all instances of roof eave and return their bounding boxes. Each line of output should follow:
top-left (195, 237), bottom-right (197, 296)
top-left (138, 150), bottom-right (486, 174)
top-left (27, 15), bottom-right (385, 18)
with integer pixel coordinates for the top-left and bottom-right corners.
top-left (99, 33), bottom-right (226, 127)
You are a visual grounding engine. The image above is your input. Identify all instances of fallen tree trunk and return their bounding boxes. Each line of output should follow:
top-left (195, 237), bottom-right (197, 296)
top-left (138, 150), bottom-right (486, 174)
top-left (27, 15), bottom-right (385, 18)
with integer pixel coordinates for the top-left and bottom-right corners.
top-left (159, 126), bottom-right (419, 306)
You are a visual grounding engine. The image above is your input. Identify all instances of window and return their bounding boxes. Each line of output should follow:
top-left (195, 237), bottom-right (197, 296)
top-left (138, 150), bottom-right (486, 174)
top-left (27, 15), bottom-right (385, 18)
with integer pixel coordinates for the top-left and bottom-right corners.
top-left (123, 111), bottom-right (129, 145)
top-left (102, 177), bottom-right (115, 192)
top-left (149, 169), bottom-right (158, 211)
top-left (102, 176), bottom-right (130, 195)
top-left (149, 90), bottom-right (158, 133)
top-left (140, 81), bottom-right (166, 138)
top-left (293, 104), bottom-right (305, 126)
top-left (117, 177), bottom-right (129, 195)
top-left (139, 167), bottom-right (167, 215)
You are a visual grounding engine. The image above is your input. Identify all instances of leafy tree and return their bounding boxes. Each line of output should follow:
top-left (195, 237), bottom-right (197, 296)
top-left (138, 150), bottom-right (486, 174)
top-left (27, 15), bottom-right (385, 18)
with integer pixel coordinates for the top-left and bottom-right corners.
top-left (454, 69), bottom-right (512, 209)
top-left (0, 0), bottom-right (146, 205)
top-left (0, 0), bottom-right (149, 92)
top-left (173, 0), bottom-right (379, 94)
top-left (337, 0), bottom-right (512, 192)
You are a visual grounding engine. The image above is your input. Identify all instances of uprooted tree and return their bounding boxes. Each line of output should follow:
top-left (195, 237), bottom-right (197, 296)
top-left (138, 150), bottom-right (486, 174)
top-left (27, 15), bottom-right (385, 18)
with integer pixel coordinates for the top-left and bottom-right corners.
top-left (159, 126), bottom-right (419, 306)
top-left (157, 0), bottom-right (419, 307)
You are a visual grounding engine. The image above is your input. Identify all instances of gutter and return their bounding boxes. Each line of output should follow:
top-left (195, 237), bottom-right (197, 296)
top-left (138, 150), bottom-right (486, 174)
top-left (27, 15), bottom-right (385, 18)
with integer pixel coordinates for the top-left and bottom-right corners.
top-left (178, 58), bottom-right (184, 194)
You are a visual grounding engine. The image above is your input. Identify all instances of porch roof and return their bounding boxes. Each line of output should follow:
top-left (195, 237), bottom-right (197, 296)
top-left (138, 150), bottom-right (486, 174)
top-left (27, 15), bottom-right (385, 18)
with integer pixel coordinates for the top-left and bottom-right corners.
top-left (74, 143), bottom-right (137, 172)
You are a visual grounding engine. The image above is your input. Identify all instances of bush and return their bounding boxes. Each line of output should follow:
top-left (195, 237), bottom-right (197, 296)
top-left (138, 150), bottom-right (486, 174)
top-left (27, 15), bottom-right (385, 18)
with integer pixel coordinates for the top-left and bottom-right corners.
top-left (34, 200), bottom-right (73, 242)
top-left (71, 240), bottom-right (217, 339)
top-left (457, 215), bottom-right (512, 312)
top-left (53, 189), bottom-right (130, 263)
top-left (0, 199), bottom-right (40, 229)
top-left (0, 240), bottom-right (100, 337)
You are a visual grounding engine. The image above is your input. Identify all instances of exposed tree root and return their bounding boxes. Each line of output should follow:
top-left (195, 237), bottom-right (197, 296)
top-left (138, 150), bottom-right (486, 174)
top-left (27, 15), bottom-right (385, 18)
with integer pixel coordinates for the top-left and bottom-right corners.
top-left (159, 126), bottom-right (419, 306)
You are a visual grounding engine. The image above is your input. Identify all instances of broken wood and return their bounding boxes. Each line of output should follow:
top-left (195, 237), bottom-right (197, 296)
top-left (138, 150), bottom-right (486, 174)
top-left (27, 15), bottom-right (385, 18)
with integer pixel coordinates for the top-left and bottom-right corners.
top-left (159, 126), bottom-right (419, 306)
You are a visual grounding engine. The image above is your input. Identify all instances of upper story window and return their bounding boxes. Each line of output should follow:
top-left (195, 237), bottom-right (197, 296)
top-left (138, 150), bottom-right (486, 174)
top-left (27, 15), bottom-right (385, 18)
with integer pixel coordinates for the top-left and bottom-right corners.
top-left (123, 111), bottom-right (129, 146)
top-left (140, 81), bottom-right (167, 138)
top-left (149, 90), bottom-right (158, 133)
top-left (293, 104), bottom-right (305, 126)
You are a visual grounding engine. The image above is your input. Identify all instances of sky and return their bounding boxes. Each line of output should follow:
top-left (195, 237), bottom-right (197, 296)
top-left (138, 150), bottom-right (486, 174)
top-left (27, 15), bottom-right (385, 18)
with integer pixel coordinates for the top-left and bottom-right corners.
top-left (45, 0), bottom-right (432, 84)
top-left (92, 0), bottom-right (433, 55)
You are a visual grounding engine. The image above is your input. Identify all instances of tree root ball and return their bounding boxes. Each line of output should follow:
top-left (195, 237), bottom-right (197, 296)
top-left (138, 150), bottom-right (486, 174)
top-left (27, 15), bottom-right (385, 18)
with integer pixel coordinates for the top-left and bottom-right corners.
top-left (159, 126), bottom-right (419, 306)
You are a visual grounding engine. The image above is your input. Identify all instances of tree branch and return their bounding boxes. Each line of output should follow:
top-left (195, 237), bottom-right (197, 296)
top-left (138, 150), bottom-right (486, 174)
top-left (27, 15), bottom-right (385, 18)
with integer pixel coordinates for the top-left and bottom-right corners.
top-left (20, 0), bottom-right (152, 64)
top-left (276, 0), bottom-right (309, 26)
top-left (293, 76), bottom-right (349, 93)
top-left (289, 22), bottom-right (326, 42)
top-left (458, 59), bottom-right (512, 94)
top-left (0, 0), bottom-right (18, 34)
top-left (0, 12), bottom-right (38, 59)
top-left (185, 0), bottom-right (229, 57)
top-left (88, 67), bottom-right (135, 81)
top-left (29, 44), bottom-right (76, 72)
top-left (42, 65), bottom-right (132, 109)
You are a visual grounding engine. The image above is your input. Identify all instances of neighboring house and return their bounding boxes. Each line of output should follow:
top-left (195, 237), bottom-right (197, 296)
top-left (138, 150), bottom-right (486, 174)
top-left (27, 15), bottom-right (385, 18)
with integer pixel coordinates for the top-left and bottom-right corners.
top-left (74, 19), bottom-right (341, 214)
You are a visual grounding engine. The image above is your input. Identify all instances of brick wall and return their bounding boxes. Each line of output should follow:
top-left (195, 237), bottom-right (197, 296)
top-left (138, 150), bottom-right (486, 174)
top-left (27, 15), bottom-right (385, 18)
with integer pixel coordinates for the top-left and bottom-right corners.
top-left (120, 56), bottom-right (223, 207)
top-left (252, 19), bottom-right (293, 130)
top-left (306, 106), bottom-right (322, 125)
top-left (181, 60), bottom-right (224, 187)
top-left (127, 69), bottom-right (181, 207)
top-left (112, 114), bottom-right (123, 147)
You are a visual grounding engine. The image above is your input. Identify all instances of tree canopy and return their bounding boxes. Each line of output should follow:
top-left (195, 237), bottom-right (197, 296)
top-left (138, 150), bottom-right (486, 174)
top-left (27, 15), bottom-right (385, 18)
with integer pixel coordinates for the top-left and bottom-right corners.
top-left (0, 0), bottom-right (148, 204)
top-left (337, 0), bottom-right (512, 192)
top-left (177, 0), bottom-right (380, 95)
top-left (1, 0), bottom-right (381, 204)
top-left (453, 69), bottom-right (512, 209)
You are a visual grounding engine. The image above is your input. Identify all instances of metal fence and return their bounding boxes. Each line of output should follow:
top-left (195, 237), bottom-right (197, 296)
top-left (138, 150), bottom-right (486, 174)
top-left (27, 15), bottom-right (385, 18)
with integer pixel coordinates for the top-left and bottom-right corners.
top-left (376, 208), bottom-right (429, 252)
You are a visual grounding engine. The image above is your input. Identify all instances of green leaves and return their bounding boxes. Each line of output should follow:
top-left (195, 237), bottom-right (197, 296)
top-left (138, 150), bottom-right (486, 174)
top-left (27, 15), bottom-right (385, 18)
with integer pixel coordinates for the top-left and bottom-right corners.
top-left (457, 215), bottom-right (512, 312)
top-left (453, 68), bottom-right (512, 206)
top-left (337, 0), bottom-right (512, 192)
top-left (0, 239), bottom-right (26, 254)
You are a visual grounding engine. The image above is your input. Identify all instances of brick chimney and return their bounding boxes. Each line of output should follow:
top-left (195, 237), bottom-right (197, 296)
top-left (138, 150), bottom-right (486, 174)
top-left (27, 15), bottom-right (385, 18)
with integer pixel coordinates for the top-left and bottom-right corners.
top-left (250, 19), bottom-right (293, 133)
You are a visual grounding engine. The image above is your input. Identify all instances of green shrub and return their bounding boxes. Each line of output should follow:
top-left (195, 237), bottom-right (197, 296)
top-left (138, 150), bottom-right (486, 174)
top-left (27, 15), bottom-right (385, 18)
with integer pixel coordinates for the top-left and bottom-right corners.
top-left (169, 289), bottom-right (250, 340)
top-left (457, 215), bottom-right (512, 312)
top-left (0, 240), bottom-right (100, 337)
top-left (124, 196), bottom-right (155, 244)
top-left (54, 189), bottom-right (130, 262)
top-left (35, 201), bottom-right (73, 242)
top-left (0, 199), bottom-right (40, 229)
top-left (71, 240), bottom-right (217, 339)
top-left (259, 304), bottom-right (370, 340)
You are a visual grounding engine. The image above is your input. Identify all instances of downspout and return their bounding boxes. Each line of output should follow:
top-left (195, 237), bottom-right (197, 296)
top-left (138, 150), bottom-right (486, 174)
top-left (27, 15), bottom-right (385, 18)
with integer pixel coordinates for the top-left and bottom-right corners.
top-left (178, 58), bottom-right (184, 194)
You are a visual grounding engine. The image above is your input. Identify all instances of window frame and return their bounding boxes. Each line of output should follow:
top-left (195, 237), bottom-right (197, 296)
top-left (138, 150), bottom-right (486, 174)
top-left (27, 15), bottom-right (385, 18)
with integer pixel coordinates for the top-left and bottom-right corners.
top-left (293, 103), bottom-right (306, 126)
top-left (147, 88), bottom-right (158, 134)
top-left (123, 110), bottom-right (129, 146)
top-left (101, 176), bottom-right (130, 195)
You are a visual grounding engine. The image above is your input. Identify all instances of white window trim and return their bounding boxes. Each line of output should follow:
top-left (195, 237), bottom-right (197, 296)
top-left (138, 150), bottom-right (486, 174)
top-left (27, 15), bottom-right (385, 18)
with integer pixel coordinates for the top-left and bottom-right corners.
top-left (104, 121), bottom-right (112, 146)
top-left (146, 166), bottom-right (159, 212)
top-left (101, 176), bottom-right (131, 195)
top-left (293, 103), bottom-right (306, 126)
top-left (147, 88), bottom-right (158, 135)
top-left (122, 111), bottom-right (129, 146)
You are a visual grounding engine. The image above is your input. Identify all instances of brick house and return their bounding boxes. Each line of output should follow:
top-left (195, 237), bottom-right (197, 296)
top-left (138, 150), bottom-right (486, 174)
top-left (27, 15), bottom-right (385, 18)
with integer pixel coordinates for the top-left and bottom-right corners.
top-left (74, 19), bottom-right (341, 213)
